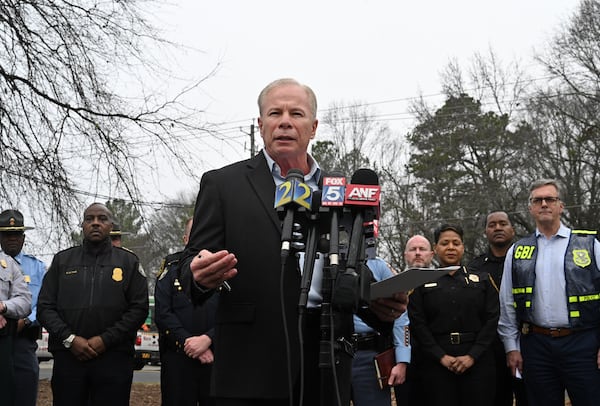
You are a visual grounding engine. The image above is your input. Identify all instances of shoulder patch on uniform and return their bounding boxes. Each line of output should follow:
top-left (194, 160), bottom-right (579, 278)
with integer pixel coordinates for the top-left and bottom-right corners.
top-left (137, 265), bottom-right (147, 278)
top-left (468, 274), bottom-right (480, 283)
top-left (114, 245), bottom-right (140, 259)
top-left (0, 259), bottom-right (6, 268)
top-left (156, 258), bottom-right (167, 279)
top-left (158, 267), bottom-right (169, 281)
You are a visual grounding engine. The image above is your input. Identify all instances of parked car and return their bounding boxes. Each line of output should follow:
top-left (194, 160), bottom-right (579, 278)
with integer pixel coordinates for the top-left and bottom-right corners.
top-left (36, 327), bottom-right (52, 363)
top-left (133, 295), bottom-right (160, 370)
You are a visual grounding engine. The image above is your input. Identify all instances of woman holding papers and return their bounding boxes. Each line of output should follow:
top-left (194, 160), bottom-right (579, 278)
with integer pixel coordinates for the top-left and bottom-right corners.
top-left (407, 224), bottom-right (499, 406)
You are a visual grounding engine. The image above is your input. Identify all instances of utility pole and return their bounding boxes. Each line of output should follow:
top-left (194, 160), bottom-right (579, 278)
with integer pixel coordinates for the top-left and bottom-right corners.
top-left (249, 122), bottom-right (255, 157)
top-left (241, 120), bottom-right (256, 158)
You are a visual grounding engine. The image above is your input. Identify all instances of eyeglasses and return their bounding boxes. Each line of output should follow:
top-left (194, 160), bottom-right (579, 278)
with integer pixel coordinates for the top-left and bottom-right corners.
top-left (529, 196), bottom-right (560, 205)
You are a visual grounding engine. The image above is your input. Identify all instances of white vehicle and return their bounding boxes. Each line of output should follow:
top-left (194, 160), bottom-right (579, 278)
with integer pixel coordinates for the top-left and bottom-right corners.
top-left (133, 296), bottom-right (160, 370)
top-left (36, 327), bottom-right (52, 362)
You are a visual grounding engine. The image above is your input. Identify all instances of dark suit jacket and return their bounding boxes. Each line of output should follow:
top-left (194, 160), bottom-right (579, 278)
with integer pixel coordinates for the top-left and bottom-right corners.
top-left (181, 152), bottom-right (306, 399)
top-left (181, 152), bottom-right (392, 402)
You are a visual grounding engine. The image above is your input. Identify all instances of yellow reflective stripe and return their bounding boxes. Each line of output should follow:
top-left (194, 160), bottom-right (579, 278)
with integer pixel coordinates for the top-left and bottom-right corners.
top-left (568, 294), bottom-right (600, 303)
top-left (578, 294), bottom-right (600, 302)
top-left (570, 311), bottom-right (580, 318)
top-left (512, 287), bottom-right (533, 295)
top-left (572, 230), bottom-right (597, 235)
top-left (525, 301), bottom-right (531, 308)
top-left (512, 302), bottom-right (517, 308)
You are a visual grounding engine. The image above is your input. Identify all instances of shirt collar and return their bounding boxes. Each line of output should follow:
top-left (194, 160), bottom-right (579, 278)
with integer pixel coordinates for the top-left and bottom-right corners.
top-left (14, 251), bottom-right (24, 265)
top-left (485, 249), bottom-right (505, 263)
top-left (262, 149), bottom-right (321, 185)
top-left (534, 223), bottom-right (570, 239)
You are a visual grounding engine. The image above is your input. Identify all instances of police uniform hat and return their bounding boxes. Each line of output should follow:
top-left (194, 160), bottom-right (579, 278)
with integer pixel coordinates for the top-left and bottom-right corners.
top-left (110, 222), bottom-right (122, 237)
top-left (109, 222), bottom-right (130, 237)
top-left (0, 209), bottom-right (34, 232)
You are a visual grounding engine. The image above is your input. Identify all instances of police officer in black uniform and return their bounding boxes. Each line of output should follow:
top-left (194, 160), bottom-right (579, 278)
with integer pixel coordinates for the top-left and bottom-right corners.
top-left (409, 224), bottom-right (499, 406)
top-left (468, 211), bottom-right (528, 406)
top-left (155, 218), bottom-right (217, 406)
top-left (38, 203), bottom-right (148, 406)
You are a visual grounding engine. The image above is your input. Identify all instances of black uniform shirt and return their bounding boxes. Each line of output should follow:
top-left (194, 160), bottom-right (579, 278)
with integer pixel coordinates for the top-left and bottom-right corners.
top-left (38, 238), bottom-right (148, 353)
top-left (467, 250), bottom-right (505, 288)
top-left (154, 251), bottom-right (217, 351)
top-left (408, 266), bottom-right (499, 362)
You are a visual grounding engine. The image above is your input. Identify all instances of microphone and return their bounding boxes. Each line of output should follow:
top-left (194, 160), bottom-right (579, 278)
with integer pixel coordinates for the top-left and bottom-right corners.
top-left (298, 190), bottom-right (322, 311)
top-left (274, 168), bottom-right (312, 260)
top-left (344, 168), bottom-right (380, 269)
top-left (347, 169), bottom-right (380, 303)
top-left (333, 168), bottom-right (380, 311)
top-left (321, 173), bottom-right (346, 267)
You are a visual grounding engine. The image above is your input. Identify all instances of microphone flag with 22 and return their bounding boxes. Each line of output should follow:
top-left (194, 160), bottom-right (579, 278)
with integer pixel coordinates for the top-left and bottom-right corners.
top-left (274, 168), bottom-right (313, 259)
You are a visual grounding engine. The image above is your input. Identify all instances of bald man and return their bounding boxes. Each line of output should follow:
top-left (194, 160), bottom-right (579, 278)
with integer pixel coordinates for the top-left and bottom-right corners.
top-left (394, 235), bottom-right (435, 406)
top-left (38, 203), bottom-right (148, 406)
top-left (404, 235), bottom-right (435, 270)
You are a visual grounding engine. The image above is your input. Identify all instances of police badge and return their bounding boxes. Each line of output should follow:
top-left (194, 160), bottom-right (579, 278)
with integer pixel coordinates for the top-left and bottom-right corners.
top-left (112, 267), bottom-right (123, 282)
top-left (573, 249), bottom-right (591, 268)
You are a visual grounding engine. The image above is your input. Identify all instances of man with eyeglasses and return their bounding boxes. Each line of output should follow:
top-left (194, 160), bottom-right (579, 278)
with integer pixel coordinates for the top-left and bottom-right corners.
top-left (498, 179), bottom-right (600, 406)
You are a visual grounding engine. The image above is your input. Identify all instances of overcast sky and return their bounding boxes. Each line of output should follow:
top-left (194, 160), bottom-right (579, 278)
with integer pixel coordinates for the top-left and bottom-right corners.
top-left (24, 0), bottom-right (585, 259)
top-left (142, 0), bottom-right (580, 196)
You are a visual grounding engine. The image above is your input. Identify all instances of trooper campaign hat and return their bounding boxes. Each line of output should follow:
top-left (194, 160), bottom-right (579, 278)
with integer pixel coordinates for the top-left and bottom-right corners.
top-left (0, 209), bottom-right (35, 232)
top-left (110, 222), bottom-right (123, 237)
top-left (109, 222), bottom-right (131, 237)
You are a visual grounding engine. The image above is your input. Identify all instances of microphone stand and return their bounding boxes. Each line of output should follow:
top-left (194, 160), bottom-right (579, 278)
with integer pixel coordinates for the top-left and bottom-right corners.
top-left (298, 209), bottom-right (320, 312)
top-left (318, 208), bottom-right (343, 406)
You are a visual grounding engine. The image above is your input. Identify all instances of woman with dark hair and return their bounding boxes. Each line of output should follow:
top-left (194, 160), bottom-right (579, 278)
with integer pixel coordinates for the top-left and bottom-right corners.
top-left (408, 224), bottom-right (499, 406)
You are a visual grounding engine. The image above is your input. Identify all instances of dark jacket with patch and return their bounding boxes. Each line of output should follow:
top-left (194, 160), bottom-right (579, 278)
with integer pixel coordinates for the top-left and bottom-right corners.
top-left (154, 251), bottom-right (217, 352)
top-left (409, 266), bottom-right (499, 362)
top-left (38, 238), bottom-right (148, 354)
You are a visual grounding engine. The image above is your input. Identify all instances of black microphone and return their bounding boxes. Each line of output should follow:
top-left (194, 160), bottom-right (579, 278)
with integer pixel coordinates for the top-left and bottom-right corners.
top-left (321, 172), bottom-right (347, 267)
top-left (298, 190), bottom-right (322, 311)
top-left (333, 168), bottom-right (380, 311)
top-left (274, 168), bottom-right (312, 261)
top-left (344, 168), bottom-right (380, 271)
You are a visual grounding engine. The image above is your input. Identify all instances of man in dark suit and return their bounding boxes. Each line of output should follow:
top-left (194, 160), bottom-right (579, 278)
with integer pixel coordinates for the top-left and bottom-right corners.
top-left (181, 78), bottom-right (407, 406)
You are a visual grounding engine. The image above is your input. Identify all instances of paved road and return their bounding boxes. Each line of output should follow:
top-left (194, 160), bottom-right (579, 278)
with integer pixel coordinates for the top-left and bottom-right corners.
top-left (39, 360), bottom-right (160, 383)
